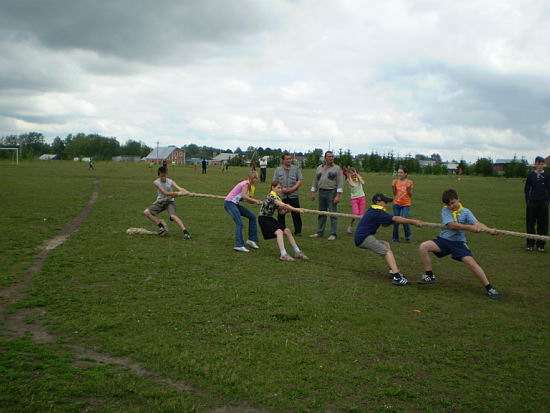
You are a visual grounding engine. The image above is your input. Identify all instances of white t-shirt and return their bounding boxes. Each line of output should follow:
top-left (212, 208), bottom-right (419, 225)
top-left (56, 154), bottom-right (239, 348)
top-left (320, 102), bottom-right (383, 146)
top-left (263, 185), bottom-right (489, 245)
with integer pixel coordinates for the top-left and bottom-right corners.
top-left (154, 177), bottom-right (174, 201)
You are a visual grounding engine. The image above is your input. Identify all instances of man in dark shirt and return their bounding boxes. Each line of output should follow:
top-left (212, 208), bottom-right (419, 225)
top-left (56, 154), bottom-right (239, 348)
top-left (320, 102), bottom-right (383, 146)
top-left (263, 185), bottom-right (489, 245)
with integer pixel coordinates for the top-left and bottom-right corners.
top-left (524, 156), bottom-right (550, 252)
top-left (201, 158), bottom-right (207, 174)
top-left (355, 193), bottom-right (422, 286)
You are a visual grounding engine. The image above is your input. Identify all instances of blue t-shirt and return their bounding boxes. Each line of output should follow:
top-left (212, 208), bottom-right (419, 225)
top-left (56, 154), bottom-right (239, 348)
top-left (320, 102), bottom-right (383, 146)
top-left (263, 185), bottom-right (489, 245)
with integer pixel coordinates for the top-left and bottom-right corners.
top-left (439, 207), bottom-right (477, 242)
top-left (354, 208), bottom-right (394, 246)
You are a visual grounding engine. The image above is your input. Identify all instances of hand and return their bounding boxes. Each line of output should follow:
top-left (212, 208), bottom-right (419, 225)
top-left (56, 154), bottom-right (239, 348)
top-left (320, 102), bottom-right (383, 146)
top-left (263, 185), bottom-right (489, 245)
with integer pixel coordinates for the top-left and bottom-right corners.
top-left (311, 192), bottom-right (316, 201)
top-left (297, 208), bottom-right (305, 214)
top-left (333, 194), bottom-right (341, 204)
top-left (413, 220), bottom-right (423, 227)
top-left (256, 199), bottom-right (262, 205)
top-left (488, 228), bottom-right (499, 236)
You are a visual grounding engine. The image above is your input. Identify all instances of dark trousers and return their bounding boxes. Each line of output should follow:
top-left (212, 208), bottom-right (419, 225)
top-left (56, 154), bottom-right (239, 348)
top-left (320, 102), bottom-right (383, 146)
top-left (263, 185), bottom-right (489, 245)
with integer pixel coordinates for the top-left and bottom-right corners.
top-left (526, 200), bottom-right (548, 248)
top-left (202, 167), bottom-right (206, 174)
top-left (277, 197), bottom-right (302, 235)
top-left (260, 168), bottom-right (267, 182)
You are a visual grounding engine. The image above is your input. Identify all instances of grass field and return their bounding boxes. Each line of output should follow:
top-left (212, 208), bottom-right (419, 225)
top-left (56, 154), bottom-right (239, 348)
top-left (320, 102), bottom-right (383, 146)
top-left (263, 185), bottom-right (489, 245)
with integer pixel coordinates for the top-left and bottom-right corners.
top-left (1, 160), bottom-right (549, 412)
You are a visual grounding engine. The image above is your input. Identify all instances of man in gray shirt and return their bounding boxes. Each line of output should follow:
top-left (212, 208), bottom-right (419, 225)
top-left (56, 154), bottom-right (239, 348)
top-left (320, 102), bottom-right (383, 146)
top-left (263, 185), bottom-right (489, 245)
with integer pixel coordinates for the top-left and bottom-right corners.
top-left (310, 151), bottom-right (344, 240)
top-left (272, 152), bottom-right (304, 236)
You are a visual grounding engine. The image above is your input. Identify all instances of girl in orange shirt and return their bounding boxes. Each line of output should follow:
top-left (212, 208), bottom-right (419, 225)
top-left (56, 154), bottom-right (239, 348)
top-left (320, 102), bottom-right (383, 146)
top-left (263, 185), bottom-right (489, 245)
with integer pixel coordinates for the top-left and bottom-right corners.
top-left (391, 166), bottom-right (414, 242)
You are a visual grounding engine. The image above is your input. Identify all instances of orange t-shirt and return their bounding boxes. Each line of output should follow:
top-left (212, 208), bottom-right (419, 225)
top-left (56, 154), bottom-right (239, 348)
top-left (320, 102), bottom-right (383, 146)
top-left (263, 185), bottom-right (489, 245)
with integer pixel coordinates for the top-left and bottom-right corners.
top-left (392, 179), bottom-right (413, 206)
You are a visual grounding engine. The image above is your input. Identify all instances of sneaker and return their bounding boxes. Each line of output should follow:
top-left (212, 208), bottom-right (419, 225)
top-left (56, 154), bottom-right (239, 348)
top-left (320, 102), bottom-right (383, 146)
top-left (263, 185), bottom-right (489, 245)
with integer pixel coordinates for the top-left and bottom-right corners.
top-left (280, 254), bottom-right (295, 262)
top-left (182, 233), bottom-right (191, 240)
top-left (234, 246), bottom-right (250, 253)
top-left (327, 235), bottom-right (336, 241)
top-left (309, 233), bottom-right (322, 238)
top-left (525, 246), bottom-right (534, 251)
top-left (417, 274), bottom-right (436, 284)
top-left (486, 287), bottom-right (501, 299)
top-left (392, 274), bottom-right (411, 286)
top-left (346, 226), bottom-right (353, 234)
top-left (294, 252), bottom-right (309, 260)
top-left (158, 226), bottom-right (167, 236)
top-left (246, 240), bottom-right (259, 249)
top-left (294, 233), bottom-right (302, 237)
top-left (391, 238), bottom-right (399, 242)
top-left (537, 247), bottom-right (545, 253)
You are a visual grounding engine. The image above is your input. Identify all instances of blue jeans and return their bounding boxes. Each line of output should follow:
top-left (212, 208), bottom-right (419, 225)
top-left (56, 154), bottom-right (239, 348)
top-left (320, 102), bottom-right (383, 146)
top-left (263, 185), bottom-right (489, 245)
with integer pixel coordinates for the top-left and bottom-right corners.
top-left (392, 205), bottom-right (411, 241)
top-left (224, 201), bottom-right (258, 247)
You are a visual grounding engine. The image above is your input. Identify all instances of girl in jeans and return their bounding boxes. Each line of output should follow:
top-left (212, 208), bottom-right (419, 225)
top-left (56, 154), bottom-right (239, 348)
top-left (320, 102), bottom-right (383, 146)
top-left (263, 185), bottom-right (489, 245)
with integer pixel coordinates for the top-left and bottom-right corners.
top-left (224, 171), bottom-right (262, 252)
top-left (391, 166), bottom-right (414, 242)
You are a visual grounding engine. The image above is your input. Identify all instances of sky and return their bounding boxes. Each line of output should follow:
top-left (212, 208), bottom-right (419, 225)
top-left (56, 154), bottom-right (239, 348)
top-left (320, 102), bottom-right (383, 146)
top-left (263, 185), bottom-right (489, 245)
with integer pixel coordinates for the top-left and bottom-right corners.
top-left (1, 0), bottom-right (549, 162)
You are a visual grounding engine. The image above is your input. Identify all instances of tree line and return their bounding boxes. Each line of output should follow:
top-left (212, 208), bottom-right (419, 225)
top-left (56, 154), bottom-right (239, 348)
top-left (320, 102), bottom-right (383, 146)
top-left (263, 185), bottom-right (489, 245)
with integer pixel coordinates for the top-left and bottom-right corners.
top-left (0, 132), bottom-right (152, 161)
top-left (0, 132), bottom-right (530, 177)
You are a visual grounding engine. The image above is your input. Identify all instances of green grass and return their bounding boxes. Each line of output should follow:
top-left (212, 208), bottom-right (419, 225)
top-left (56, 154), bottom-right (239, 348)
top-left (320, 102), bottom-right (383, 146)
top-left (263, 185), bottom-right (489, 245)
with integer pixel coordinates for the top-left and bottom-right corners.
top-left (1, 160), bottom-right (549, 412)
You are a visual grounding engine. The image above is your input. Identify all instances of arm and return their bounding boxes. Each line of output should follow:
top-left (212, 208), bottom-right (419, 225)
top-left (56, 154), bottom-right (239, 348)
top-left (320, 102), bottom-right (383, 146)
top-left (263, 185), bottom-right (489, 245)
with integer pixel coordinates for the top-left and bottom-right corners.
top-left (346, 175), bottom-right (354, 186)
top-left (172, 181), bottom-right (190, 195)
top-left (391, 180), bottom-right (397, 196)
top-left (334, 167), bottom-right (344, 204)
top-left (241, 183), bottom-right (261, 205)
top-left (445, 221), bottom-right (496, 234)
top-left (357, 174), bottom-right (365, 185)
top-left (524, 174), bottom-right (531, 202)
top-left (154, 182), bottom-right (180, 197)
top-left (311, 167), bottom-right (319, 200)
top-left (275, 199), bottom-right (304, 213)
top-left (406, 180), bottom-right (413, 199)
top-left (285, 179), bottom-right (302, 194)
top-left (392, 216), bottom-right (422, 227)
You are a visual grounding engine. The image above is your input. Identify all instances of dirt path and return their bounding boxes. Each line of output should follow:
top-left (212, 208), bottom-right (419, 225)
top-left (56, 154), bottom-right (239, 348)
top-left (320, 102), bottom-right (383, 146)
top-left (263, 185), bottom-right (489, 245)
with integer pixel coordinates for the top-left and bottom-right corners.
top-left (0, 180), bottom-right (267, 413)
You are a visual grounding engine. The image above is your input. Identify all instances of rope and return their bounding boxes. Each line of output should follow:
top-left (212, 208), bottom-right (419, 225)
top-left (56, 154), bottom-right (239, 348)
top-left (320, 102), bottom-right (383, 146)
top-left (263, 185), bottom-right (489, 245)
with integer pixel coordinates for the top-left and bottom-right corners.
top-left (154, 192), bottom-right (550, 242)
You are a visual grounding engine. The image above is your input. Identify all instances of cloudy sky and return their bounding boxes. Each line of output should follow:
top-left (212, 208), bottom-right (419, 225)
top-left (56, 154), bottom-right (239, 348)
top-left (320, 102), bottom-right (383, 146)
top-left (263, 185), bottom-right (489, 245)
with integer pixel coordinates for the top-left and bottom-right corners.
top-left (1, 0), bottom-right (549, 161)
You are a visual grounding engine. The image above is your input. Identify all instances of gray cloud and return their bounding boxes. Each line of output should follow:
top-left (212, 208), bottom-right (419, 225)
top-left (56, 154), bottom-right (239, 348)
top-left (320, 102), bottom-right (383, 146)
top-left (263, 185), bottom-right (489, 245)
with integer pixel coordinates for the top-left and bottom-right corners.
top-left (378, 61), bottom-right (550, 143)
top-left (0, 0), bottom-right (271, 64)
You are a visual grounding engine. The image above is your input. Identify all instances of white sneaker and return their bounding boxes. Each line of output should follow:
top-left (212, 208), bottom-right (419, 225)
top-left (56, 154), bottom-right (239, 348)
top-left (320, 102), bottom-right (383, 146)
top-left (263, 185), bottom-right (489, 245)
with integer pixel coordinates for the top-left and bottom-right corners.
top-left (346, 226), bottom-right (353, 234)
top-left (234, 246), bottom-right (250, 253)
top-left (246, 240), bottom-right (259, 249)
top-left (327, 235), bottom-right (337, 241)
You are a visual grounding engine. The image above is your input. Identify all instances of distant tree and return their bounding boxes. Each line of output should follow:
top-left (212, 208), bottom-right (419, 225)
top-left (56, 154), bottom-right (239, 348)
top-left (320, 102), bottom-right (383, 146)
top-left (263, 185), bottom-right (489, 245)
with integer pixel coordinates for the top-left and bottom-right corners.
top-left (472, 158), bottom-right (494, 176)
top-left (335, 148), bottom-right (354, 167)
top-left (304, 148), bottom-right (323, 168)
top-left (430, 153), bottom-right (442, 163)
top-left (51, 136), bottom-right (65, 157)
top-left (64, 134), bottom-right (120, 160)
top-left (504, 156), bottom-right (528, 178)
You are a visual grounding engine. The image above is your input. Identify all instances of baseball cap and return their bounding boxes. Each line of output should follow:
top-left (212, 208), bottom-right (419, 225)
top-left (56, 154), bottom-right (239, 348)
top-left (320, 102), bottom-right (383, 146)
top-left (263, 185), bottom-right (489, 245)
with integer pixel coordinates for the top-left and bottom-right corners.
top-left (535, 156), bottom-right (545, 163)
top-left (372, 193), bottom-right (393, 203)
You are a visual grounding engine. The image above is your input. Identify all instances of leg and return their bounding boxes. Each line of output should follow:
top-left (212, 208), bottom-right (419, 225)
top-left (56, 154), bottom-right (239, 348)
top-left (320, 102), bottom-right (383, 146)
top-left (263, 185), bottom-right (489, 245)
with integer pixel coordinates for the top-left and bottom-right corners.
top-left (392, 205), bottom-right (401, 241)
top-left (401, 206), bottom-right (412, 240)
top-left (328, 190), bottom-right (338, 236)
top-left (287, 197), bottom-right (303, 235)
top-left (170, 214), bottom-right (186, 231)
top-left (462, 256), bottom-right (490, 287)
top-left (224, 202), bottom-right (244, 247)
top-left (284, 227), bottom-right (299, 250)
top-left (383, 242), bottom-right (399, 273)
top-left (143, 209), bottom-right (161, 226)
top-left (238, 204), bottom-right (259, 242)
top-left (419, 240), bottom-right (441, 271)
top-left (536, 200), bottom-right (548, 249)
top-left (275, 229), bottom-right (285, 250)
top-left (317, 191), bottom-right (329, 235)
top-left (526, 202), bottom-right (536, 248)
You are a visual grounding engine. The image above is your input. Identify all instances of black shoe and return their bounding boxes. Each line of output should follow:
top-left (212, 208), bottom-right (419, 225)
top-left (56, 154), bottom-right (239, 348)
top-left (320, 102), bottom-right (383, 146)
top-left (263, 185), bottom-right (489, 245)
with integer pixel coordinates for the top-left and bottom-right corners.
top-left (294, 233), bottom-right (302, 237)
top-left (537, 247), bottom-right (545, 253)
top-left (158, 226), bottom-right (167, 236)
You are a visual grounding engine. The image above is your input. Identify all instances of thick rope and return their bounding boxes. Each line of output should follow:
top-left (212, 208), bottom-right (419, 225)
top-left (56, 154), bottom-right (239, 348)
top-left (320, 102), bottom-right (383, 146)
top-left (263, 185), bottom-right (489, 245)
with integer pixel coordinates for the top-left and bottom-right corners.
top-left (153, 192), bottom-right (550, 242)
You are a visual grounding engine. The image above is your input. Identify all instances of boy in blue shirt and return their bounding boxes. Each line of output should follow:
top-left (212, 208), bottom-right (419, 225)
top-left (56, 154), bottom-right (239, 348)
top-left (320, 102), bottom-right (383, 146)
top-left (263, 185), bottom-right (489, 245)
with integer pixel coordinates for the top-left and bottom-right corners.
top-left (417, 189), bottom-right (500, 299)
top-left (355, 193), bottom-right (422, 286)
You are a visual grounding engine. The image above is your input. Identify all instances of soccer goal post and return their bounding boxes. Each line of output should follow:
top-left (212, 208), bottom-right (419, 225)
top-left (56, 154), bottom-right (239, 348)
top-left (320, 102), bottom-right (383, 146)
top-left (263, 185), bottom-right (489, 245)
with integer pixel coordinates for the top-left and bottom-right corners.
top-left (0, 148), bottom-right (19, 165)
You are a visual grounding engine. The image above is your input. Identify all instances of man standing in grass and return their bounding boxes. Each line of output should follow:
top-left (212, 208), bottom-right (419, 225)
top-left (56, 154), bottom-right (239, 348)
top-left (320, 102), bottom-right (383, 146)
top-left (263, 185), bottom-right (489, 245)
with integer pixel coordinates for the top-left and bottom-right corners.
top-left (273, 152), bottom-right (304, 237)
top-left (355, 193), bottom-right (422, 286)
top-left (524, 156), bottom-right (549, 252)
top-left (143, 166), bottom-right (192, 239)
top-left (417, 189), bottom-right (500, 299)
top-left (310, 151), bottom-right (344, 240)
